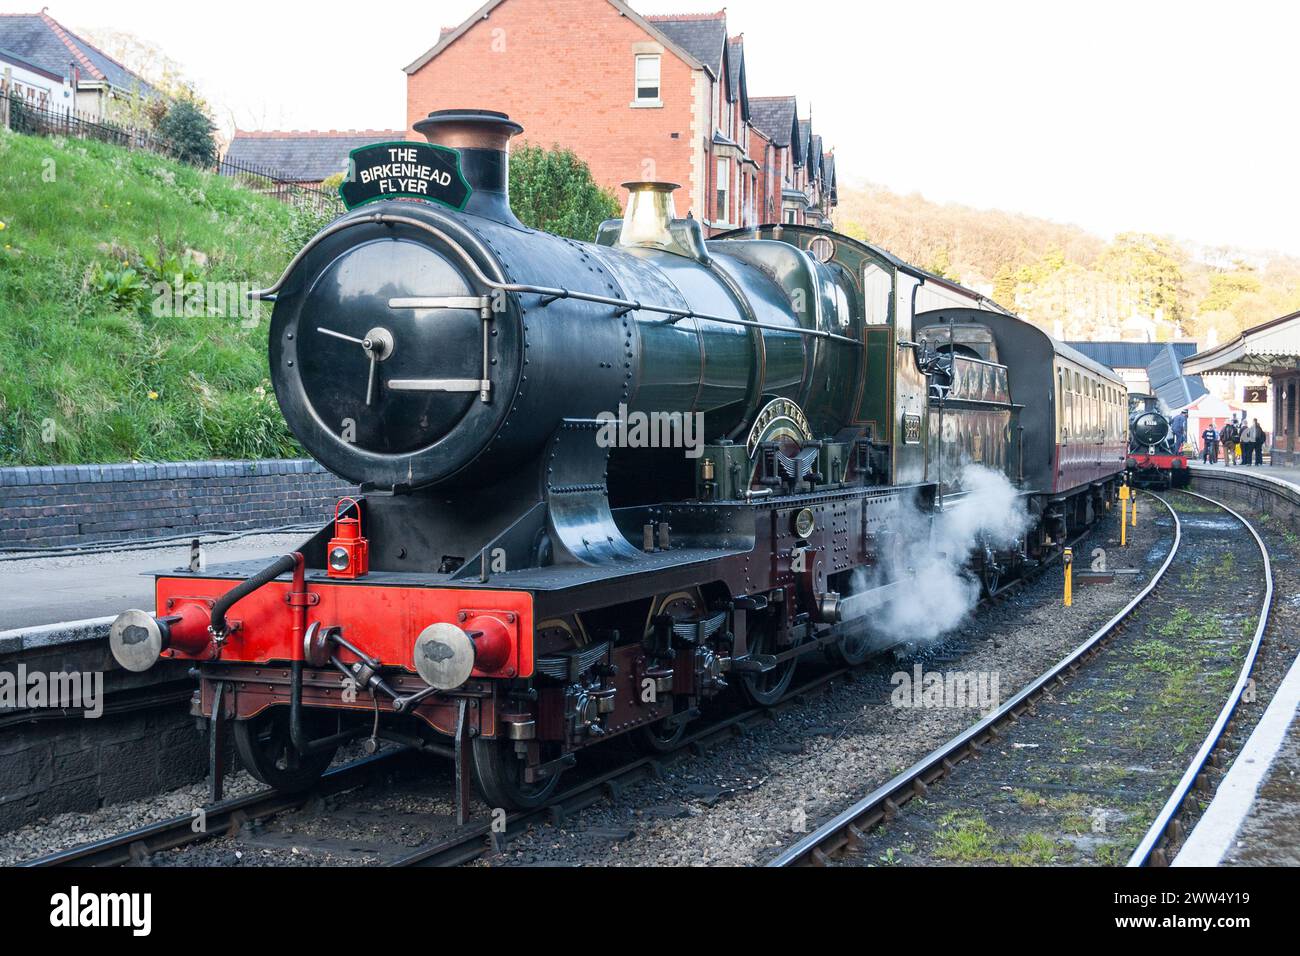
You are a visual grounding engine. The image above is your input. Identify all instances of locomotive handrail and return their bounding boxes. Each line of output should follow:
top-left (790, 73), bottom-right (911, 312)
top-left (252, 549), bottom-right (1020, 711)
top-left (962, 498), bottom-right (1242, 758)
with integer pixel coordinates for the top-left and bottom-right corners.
top-left (250, 211), bottom-right (861, 347)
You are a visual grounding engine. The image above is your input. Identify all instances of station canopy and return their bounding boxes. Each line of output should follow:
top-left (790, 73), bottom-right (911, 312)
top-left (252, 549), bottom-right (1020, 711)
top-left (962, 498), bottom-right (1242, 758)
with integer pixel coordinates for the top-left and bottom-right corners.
top-left (1182, 310), bottom-right (1300, 376)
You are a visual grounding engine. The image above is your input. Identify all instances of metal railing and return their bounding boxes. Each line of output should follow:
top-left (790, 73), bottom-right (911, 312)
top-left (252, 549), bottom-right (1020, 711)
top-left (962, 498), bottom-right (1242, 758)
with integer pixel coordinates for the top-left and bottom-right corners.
top-left (2, 82), bottom-right (341, 217)
top-left (214, 154), bottom-right (342, 216)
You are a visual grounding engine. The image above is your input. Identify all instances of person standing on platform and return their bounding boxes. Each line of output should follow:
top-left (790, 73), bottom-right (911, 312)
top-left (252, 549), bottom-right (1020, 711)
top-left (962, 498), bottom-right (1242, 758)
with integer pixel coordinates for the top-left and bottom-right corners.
top-left (1246, 419), bottom-right (1266, 465)
top-left (1240, 420), bottom-right (1256, 465)
top-left (1220, 418), bottom-right (1239, 466)
top-left (1201, 423), bottom-right (1219, 464)
top-left (1172, 410), bottom-right (1188, 454)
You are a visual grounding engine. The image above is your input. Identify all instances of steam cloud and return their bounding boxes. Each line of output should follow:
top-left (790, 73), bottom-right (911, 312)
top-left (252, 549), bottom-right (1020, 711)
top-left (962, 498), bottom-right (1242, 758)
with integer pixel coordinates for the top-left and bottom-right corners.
top-left (853, 464), bottom-right (1032, 645)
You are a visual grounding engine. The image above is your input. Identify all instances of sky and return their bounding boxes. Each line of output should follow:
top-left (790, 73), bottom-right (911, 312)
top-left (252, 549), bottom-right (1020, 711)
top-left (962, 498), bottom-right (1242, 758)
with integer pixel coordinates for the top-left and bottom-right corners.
top-left (22, 0), bottom-right (1300, 256)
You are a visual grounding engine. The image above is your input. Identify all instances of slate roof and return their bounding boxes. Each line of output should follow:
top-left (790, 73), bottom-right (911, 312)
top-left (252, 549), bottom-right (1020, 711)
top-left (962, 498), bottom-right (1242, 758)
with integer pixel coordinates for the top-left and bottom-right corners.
top-left (1148, 343), bottom-right (1207, 411)
top-left (727, 36), bottom-right (743, 95)
top-left (0, 12), bottom-right (157, 97)
top-left (225, 131), bottom-right (407, 183)
top-left (797, 119), bottom-right (812, 167)
top-left (0, 44), bottom-right (63, 81)
top-left (1068, 341), bottom-right (1198, 370)
top-left (647, 12), bottom-right (727, 78)
top-left (749, 95), bottom-right (797, 148)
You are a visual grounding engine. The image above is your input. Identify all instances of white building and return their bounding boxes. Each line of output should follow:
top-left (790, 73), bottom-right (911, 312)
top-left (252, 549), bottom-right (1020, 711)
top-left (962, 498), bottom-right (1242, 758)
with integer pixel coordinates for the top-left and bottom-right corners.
top-left (0, 47), bottom-right (74, 112)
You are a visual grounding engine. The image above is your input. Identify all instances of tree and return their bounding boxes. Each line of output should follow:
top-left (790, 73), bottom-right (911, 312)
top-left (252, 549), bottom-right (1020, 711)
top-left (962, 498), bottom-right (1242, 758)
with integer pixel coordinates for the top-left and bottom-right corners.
top-left (157, 100), bottom-right (217, 167)
top-left (1199, 266), bottom-right (1261, 314)
top-left (82, 29), bottom-right (210, 129)
top-left (508, 144), bottom-right (622, 241)
top-left (992, 263), bottom-right (1017, 306)
top-left (1097, 232), bottom-right (1186, 326)
top-left (928, 247), bottom-right (954, 279)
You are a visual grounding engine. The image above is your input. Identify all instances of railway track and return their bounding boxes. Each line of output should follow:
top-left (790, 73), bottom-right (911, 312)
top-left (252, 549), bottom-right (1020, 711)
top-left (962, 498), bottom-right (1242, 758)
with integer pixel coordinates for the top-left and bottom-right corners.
top-left (24, 668), bottom-right (855, 868)
top-left (21, 750), bottom-right (405, 867)
top-left (1128, 490), bottom-right (1274, 866)
top-left (769, 489), bottom-right (1273, 867)
top-left (21, 512), bottom-right (1105, 868)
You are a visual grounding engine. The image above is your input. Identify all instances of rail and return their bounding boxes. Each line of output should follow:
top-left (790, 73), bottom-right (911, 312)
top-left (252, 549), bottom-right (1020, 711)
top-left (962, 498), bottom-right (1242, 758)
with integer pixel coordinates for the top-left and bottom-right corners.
top-left (23, 750), bottom-right (402, 867)
top-left (1126, 490), bottom-right (1274, 866)
top-left (768, 491), bottom-right (1182, 866)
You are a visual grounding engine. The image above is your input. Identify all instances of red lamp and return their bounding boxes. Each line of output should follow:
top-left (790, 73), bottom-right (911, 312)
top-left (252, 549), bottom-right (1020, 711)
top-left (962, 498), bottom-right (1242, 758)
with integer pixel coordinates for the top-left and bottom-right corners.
top-left (326, 497), bottom-right (369, 579)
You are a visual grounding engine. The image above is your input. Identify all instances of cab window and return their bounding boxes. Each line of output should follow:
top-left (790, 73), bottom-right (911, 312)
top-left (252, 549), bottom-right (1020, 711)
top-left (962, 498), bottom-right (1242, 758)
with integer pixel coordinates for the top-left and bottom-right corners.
top-left (862, 263), bottom-right (891, 325)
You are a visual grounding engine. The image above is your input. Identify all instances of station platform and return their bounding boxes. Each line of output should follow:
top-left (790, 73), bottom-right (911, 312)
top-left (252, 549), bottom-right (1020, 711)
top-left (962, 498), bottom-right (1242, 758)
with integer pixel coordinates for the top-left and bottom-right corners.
top-left (0, 531), bottom-right (310, 635)
top-left (1172, 463), bottom-right (1300, 865)
top-left (1188, 459), bottom-right (1300, 489)
top-left (1175, 651), bottom-right (1300, 865)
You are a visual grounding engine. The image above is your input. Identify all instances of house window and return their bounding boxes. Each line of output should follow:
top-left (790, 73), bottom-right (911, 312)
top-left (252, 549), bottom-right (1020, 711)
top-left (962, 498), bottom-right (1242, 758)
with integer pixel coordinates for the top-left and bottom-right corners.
top-left (634, 55), bottom-right (661, 103)
top-left (716, 158), bottom-right (729, 223)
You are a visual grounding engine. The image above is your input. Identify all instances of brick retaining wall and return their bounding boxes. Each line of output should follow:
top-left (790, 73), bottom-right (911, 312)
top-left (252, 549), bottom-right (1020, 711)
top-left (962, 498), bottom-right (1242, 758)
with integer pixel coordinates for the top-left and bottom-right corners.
top-left (0, 460), bottom-right (355, 549)
top-left (0, 639), bottom-right (208, 833)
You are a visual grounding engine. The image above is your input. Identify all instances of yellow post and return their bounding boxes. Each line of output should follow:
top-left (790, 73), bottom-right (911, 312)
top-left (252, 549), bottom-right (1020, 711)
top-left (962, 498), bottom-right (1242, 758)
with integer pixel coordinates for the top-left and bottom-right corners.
top-left (1064, 547), bottom-right (1073, 607)
top-left (1119, 483), bottom-right (1130, 547)
top-left (1131, 493), bottom-right (1138, 527)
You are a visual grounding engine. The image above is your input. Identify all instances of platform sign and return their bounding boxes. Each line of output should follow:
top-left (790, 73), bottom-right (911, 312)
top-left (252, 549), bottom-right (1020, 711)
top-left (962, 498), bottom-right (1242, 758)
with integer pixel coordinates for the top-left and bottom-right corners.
top-left (339, 142), bottom-right (472, 212)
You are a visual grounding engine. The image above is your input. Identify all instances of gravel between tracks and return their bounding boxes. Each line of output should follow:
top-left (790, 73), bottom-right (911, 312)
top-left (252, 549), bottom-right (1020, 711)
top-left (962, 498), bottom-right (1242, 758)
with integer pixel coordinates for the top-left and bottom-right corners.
top-left (1175, 486), bottom-right (1300, 865)
top-left (830, 493), bottom-right (1263, 867)
top-left (3, 504), bottom-right (1171, 868)
top-left (0, 740), bottom-right (378, 866)
top-left (474, 504), bottom-right (1167, 867)
top-left (0, 771), bottom-right (264, 865)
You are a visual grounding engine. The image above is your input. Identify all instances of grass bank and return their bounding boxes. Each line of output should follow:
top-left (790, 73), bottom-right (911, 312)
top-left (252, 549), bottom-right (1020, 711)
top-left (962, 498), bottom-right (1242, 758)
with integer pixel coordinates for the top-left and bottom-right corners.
top-left (0, 129), bottom-right (333, 465)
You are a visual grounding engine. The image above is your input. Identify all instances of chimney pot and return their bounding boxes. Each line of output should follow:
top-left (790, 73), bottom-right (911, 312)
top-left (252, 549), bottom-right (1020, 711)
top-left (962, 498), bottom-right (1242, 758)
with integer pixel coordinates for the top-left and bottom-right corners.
top-left (413, 109), bottom-right (524, 226)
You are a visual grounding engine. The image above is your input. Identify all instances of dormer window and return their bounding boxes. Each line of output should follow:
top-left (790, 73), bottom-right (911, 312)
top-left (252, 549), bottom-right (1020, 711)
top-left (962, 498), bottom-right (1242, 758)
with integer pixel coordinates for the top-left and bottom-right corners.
top-left (634, 55), bottom-right (661, 105)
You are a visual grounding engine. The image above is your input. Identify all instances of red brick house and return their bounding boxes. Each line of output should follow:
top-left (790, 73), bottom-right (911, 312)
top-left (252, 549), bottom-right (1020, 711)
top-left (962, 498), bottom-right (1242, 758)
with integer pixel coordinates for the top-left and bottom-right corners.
top-left (403, 0), bottom-right (835, 234)
top-left (749, 95), bottom-right (803, 224)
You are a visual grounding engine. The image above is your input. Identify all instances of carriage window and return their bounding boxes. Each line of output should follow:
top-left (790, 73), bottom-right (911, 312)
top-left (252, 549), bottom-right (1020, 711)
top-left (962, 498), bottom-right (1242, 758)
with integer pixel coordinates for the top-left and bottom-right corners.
top-left (862, 263), bottom-right (891, 325)
top-left (1086, 379), bottom-right (1094, 438)
top-left (1056, 368), bottom-right (1064, 438)
top-left (1090, 380), bottom-right (1097, 439)
top-left (1064, 371), bottom-right (1074, 438)
top-left (1073, 374), bottom-right (1080, 437)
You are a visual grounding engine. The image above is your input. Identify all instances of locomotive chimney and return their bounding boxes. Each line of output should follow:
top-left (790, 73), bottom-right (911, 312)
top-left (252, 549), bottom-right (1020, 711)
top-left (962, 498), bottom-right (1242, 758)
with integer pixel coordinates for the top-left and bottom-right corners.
top-left (413, 108), bottom-right (524, 226)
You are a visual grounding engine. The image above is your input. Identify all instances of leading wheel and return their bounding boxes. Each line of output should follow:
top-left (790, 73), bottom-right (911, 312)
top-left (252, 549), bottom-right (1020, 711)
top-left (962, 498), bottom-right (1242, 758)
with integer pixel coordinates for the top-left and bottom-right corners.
top-left (827, 628), bottom-right (873, 666)
top-left (978, 540), bottom-right (1005, 598)
top-left (738, 620), bottom-right (798, 707)
top-left (635, 699), bottom-right (691, 753)
top-left (233, 708), bottom-right (338, 792)
top-left (471, 738), bottom-right (563, 810)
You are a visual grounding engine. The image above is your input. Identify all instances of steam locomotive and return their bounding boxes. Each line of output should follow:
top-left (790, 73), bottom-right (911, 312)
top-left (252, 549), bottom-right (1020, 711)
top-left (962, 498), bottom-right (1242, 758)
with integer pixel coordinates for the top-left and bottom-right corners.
top-left (1126, 394), bottom-right (1190, 488)
top-left (108, 110), bottom-right (1127, 812)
